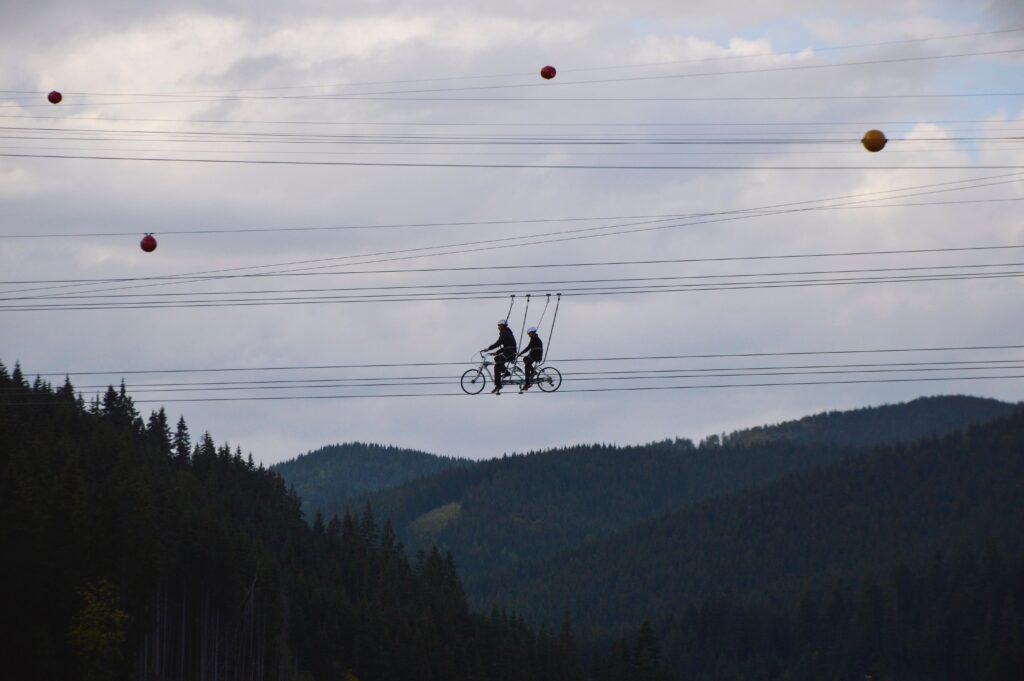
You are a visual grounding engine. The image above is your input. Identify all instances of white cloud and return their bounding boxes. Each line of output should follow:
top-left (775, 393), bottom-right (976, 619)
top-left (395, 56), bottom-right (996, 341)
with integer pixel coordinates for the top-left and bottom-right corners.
top-left (2, 0), bottom-right (1021, 462)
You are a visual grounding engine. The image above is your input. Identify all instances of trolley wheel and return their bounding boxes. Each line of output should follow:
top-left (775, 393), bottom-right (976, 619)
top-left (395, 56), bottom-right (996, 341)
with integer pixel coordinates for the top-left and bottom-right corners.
top-left (460, 368), bottom-right (488, 394)
top-left (536, 367), bottom-right (562, 392)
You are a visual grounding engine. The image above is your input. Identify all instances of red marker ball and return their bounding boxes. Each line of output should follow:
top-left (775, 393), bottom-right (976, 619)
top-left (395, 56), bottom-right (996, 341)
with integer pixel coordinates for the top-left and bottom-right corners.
top-left (47, 90), bottom-right (63, 104)
top-left (540, 65), bottom-right (557, 80)
top-left (140, 234), bottom-right (157, 252)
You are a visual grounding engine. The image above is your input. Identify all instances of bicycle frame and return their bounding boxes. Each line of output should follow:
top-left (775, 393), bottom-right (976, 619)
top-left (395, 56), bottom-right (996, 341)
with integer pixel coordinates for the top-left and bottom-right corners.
top-left (462, 351), bottom-right (560, 394)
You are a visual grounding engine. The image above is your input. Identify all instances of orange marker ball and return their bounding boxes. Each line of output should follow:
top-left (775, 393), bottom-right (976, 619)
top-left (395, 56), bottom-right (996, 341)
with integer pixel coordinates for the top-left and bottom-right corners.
top-left (862, 129), bottom-right (887, 152)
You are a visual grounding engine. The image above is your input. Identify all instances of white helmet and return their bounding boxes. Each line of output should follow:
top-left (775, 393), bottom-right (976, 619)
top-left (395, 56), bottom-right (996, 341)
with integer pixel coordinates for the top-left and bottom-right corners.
top-left (527, 327), bottom-right (537, 333)
top-left (497, 319), bottom-right (508, 326)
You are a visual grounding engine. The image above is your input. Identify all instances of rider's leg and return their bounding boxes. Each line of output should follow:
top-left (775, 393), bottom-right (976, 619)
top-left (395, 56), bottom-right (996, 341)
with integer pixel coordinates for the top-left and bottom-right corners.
top-left (493, 356), bottom-right (505, 390)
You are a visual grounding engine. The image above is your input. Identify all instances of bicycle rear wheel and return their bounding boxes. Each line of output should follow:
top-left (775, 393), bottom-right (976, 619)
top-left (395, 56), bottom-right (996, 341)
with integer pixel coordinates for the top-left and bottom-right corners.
top-left (460, 368), bottom-right (488, 394)
top-left (536, 366), bottom-right (562, 392)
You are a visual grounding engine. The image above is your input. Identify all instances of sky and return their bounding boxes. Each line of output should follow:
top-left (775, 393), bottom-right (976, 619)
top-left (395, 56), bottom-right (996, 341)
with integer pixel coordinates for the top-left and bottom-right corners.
top-left (1, 0), bottom-right (1022, 463)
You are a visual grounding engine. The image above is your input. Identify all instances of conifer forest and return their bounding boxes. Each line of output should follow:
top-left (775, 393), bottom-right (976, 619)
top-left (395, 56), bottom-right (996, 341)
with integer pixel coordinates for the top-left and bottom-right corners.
top-left (3, 362), bottom-right (1023, 680)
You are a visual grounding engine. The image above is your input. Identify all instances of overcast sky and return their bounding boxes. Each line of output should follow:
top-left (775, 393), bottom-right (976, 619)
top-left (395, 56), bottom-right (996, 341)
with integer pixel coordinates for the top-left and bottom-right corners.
top-left (2, 0), bottom-right (1022, 463)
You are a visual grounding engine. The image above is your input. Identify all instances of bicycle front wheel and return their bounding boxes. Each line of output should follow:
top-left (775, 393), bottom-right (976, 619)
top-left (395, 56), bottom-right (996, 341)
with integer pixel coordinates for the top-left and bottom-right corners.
top-left (460, 368), bottom-right (488, 394)
top-left (536, 367), bottom-right (562, 392)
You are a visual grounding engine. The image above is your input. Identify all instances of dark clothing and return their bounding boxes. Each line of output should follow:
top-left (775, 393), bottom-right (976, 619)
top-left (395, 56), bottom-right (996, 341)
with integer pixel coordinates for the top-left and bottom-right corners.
top-left (494, 354), bottom-right (510, 388)
top-left (487, 327), bottom-right (517, 357)
top-left (522, 334), bottom-right (543, 387)
top-left (487, 327), bottom-right (517, 389)
top-left (522, 334), bottom-right (543, 361)
top-left (524, 356), bottom-right (537, 387)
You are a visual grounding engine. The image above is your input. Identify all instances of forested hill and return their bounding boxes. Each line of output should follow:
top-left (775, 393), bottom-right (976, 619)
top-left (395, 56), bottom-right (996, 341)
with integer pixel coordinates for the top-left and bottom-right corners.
top-left (4, 364), bottom-right (1020, 681)
top-left (722, 394), bottom-right (1015, 448)
top-left (0, 363), bottom-right (583, 681)
top-left (273, 442), bottom-right (466, 519)
top-left (367, 439), bottom-right (856, 581)
top-left (359, 395), bottom-right (1015, 584)
top-left (600, 544), bottom-right (1024, 681)
top-left (484, 405), bottom-right (1024, 631)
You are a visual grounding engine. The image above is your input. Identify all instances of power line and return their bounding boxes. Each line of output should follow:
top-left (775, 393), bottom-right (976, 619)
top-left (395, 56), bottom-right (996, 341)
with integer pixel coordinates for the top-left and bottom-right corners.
top-left (1, 194), bottom-right (1020, 243)
top-left (6, 372), bottom-right (1023, 405)
top-left (7, 173), bottom-right (1018, 299)
top-left (13, 359), bottom-right (1024, 394)
top-left (562, 374), bottom-right (1024, 395)
top-left (4, 113), bottom-right (1024, 129)
top-left (4, 151), bottom-right (1019, 169)
top-left (6, 26), bottom-right (1020, 99)
top-left (24, 343), bottom-right (1024, 376)
top-left (9, 144), bottom-right (1024, 158)
top-left (4, 268), bottom-right (1021, 311)
top-left (5, 122), bottom-right (1023, 140)
top-left (13, 363), bottom-right (1024, 395)
top-left (6, 261), bottom-right (1023, 302)
top-left (7, 47), bottom-right (1022, 107)
top-left (3, 241), bottom-right (1024, 285)
top-left (8, 93), bottom-right (1024, 109)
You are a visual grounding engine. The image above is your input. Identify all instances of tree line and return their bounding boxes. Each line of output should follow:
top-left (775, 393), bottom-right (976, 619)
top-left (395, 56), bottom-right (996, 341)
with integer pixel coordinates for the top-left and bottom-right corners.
top-left (0, 362), bottom-right (583, 681)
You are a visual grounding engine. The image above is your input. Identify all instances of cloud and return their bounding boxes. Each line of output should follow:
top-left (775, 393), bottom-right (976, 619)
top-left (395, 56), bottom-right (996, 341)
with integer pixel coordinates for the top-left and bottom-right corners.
top-left (985, 0), bottom-right (1024, 23)
top-left (2, 0), bottom-right (1021, 462)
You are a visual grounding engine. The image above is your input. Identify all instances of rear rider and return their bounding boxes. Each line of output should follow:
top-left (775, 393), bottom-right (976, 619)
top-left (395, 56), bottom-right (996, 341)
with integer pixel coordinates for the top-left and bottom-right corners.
top-left (519, 327), bottom-right (543, 392)
top-left (483, 320), bottom-right (517, 394)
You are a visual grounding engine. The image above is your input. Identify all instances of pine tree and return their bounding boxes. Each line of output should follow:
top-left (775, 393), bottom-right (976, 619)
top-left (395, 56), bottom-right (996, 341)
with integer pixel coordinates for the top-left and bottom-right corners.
top-left (381, 519), bottom-right (399, 552)
top-left (327, 514), bottom-right (342, 542)
top-left (146, 408), bottom-right (172, 459)
top-left (172, 416), bottom-right (190, 468)
top-left (11, 361), bottom-right (26, 387)
top-left (359, 503), bottom-right (378, 546)
top-left (118, 381), bottom-right (143, 435)
top-left (558, 609), bottom-right (581, 681)
top-left (634, 620), bottom-right (663, 681)
top-left (58, 376), bottom-right (76, 401)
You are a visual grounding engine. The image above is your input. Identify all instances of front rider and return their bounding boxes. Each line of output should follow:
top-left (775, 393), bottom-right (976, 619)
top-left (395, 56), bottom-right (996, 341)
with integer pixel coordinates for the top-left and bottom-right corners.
top-left (518, 327), bottom-right (543, 392)
top-left (483, 320), bottom-right (517, 394)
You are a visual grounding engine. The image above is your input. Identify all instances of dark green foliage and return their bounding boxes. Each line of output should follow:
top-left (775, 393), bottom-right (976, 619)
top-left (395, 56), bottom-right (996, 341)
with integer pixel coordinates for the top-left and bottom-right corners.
top-left (489, 406), bottom-right (1024, 630)
top-left (172, 415), bottom-right (190, 468)
top-left (592, 620), bottom-right (672, 681)
top-left (367, 439), bottom-right (854, 585)
top-left (0, 365), bottom-right (579, 681)
top-left (68, 578), bottom-right (130, 681)
top-left (724, 394), bottom-right (1016, 448)
top-left (359, 396), bottom-right (1014, 596)
top-left (5, 361), bottom-right (1019, 681)
top-left (145, 408), bottom-right (172, 459)
top-left (639, 547), bottom-right (1024, 681)
top-left (273, 442), bottom-right (466, 520)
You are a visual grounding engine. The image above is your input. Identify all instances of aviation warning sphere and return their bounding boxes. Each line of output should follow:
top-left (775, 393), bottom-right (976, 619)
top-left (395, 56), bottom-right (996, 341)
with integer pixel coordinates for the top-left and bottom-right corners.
top-left (540, 65), bottom-right (557, 80)
top-left (861, 129), bottom-right (887, 152)
top-left (140, 234), bottom-right (157, 252)
top-left (47, 90), bottom-right (62, 104)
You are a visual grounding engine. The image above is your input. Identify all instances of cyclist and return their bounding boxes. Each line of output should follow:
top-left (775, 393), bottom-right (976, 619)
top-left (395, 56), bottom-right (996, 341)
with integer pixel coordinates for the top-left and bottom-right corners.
top-left (518, 327), bottom-right (543, 392)
top-left (483, 320), bottom-right (517, 394)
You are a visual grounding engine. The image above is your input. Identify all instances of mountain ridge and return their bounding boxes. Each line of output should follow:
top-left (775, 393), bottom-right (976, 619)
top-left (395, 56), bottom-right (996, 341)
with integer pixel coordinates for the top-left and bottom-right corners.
top-left (359, 395), bottom-right (1017, 577)
top-left (273, 441), bottom-right (467, 519)
top-left (483, 405), bottom-right (1024, 629)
